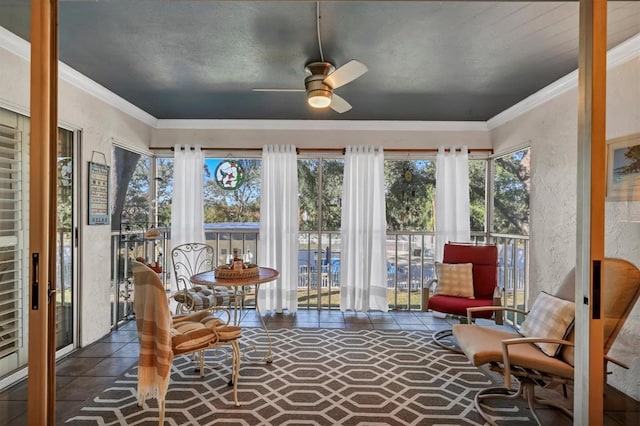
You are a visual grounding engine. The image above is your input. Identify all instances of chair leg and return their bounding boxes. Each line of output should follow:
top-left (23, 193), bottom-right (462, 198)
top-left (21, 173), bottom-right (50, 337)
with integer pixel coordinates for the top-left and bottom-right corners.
top-left (432, 329), bottom-right (463, 354)
top-left (525, 382), bottom-right (574, 423)
top-left (158, 398), bottom-right (166, 425)
top-left (474, 385), bottom-right (523, 426)
top-left (229, 341), bottom-right (241, 407)
top-left (474, 381), bottom-right (573, 426)
top-left (199, 350), bottom-right (205, 378)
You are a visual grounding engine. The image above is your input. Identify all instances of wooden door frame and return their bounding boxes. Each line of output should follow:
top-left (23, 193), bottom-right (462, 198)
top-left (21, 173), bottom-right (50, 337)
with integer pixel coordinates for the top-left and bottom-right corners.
top-left (27, 0), bottom-right (58, 424)
top-left (24, 0), bottom-right (608, 423)
top-left (575, 0), bottom-right (607, 424)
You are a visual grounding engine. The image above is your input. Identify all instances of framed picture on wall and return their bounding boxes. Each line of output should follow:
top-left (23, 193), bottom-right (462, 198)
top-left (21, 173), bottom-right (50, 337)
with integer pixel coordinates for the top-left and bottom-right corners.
top-left (607, 133), bottom-right (640, 201)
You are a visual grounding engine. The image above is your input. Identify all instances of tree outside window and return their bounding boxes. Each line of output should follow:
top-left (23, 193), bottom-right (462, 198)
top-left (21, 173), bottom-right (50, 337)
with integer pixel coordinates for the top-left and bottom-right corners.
top-left (297, 159), bottom-right (344, 232)
top-left (493, 148), bottom-right (530, 235)
top-left (155, 157), bottom-right (261, 226)
top-left (384, 158), bottom-right (487, 233)
top-left (154, 155), bottom-right (490, 234)
top-left (203, 159), bottom-right (261, 223)
top-left (384, 160), bottom-right (435, 231)
top-left (469, 159), bottom-right (487, 232)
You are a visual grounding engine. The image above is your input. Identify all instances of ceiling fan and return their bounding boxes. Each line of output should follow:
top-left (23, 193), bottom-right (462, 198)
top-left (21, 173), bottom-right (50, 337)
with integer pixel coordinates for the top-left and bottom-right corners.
top-left (252, 3), bottom-right (368, 114)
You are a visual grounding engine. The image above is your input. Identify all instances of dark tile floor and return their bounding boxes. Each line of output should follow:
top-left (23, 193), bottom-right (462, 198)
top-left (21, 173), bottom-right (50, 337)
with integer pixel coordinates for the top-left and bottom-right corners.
top-left (0, 310), bottom-right (454, 425)
top-left (0, 310), bottom-right (636, 425)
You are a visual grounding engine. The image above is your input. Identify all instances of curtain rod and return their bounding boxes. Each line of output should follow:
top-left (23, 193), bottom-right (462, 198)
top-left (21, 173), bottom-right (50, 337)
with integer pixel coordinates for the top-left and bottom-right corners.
top-left (150, 146), bottom-right (493, 155)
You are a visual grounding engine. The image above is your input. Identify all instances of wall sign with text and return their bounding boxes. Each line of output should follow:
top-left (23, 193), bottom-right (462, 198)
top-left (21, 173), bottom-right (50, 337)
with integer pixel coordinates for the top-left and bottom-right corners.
top-left (88, 161), bottom-right (110, 225)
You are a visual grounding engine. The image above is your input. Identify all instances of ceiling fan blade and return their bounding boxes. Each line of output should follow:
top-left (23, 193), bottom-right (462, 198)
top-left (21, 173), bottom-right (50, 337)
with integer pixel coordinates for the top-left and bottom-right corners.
top-left (330, 93), bottom-right (352, 113)
top-left (324, 60), bottom-right (368, 90)
top-left (252, 88), bottom-right (305, 92)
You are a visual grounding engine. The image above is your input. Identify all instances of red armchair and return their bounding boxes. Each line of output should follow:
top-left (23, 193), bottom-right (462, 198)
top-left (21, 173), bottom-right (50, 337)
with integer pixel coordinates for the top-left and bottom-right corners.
top-left (424, 242), bottom-right (500, 351)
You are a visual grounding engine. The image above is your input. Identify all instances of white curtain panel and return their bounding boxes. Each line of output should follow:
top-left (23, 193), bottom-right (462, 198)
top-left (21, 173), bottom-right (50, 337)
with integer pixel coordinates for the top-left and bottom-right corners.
top-left (170, 144), bottom-right (205, 291)
top-left (435, 146), bottom-right (471, 262)
top-left (258, 145), bottom-right (299, 313)
top-left (340, 145), bottom-right (388, 312)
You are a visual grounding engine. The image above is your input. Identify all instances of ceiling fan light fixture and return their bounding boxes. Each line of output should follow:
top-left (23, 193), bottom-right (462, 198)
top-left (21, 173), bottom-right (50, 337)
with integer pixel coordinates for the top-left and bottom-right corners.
top-left (307, 90), bottom-right (332, 108)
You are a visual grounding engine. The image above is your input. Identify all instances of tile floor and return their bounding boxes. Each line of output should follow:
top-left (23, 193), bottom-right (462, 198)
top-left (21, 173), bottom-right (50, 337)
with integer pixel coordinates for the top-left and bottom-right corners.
top-left (0, 310), bottom-right (635, 425)
top-left (0, 310), bottom-right (455, 425)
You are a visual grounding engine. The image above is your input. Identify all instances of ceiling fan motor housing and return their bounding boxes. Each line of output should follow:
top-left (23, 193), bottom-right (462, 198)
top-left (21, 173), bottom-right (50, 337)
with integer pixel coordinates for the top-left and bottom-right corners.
top-left (305, 61), bottom-right (335, 77)
top-left (305, 74), bottom-right (333, 100)
top-left (304, 62), bottom-right (336, 105)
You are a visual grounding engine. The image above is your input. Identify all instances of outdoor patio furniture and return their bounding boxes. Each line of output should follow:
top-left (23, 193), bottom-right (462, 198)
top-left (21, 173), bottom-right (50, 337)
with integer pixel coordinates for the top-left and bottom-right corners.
top-left (424, 242), bottom-right (500, 351)
top-left (170, 242), bottom-right (243, 314)
top-left (453, 258), bottom-right (640, 425)
top-left (132, 260), bottom-right (242, 425)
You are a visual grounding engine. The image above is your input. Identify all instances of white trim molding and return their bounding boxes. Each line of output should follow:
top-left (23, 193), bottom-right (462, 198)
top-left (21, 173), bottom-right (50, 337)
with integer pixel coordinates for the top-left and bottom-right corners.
top-left (59, 62), bottom-right (157, 127)
top-left (488, 32), bottom-right (640, 130)
top-left (0, 26), bottom-right (28, 60)
top-left (0, 98), bottom-right (29, 118)
top-left (111, 137), bottom-right (154, 157)
top-left (0, 25), bottom-right (157, 128)
top-left (155, 119), bottom-right (488, 132)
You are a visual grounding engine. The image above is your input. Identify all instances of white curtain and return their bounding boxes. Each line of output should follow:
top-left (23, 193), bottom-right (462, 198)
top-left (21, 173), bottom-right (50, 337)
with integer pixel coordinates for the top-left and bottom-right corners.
top-left (258, 145), bottom-right (299, 313)
top-left (340, 145), bottom-right (388, 312)
top-left (435, 146), bottom-right (471, 261)
top-left (170, 144), bottom-right (205, 291)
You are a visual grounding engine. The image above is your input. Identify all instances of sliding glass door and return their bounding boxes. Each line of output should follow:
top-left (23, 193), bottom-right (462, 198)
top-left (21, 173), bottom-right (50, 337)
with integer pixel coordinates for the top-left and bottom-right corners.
top-left (55, 128), bottom-right (76, 350)
top-left (0, 108), bottom-right (78, 388)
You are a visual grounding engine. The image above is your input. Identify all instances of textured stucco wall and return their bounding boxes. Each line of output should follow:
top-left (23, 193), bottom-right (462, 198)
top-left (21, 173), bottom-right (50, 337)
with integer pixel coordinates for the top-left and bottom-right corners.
top-left (0, 45), bottom-right (153, 347)
top-left (492, 89), bottom-right (579, 297)
top-left (492, 57), bottom-right (640, 400)
top-left (602, 58), bottom-right (640, 397)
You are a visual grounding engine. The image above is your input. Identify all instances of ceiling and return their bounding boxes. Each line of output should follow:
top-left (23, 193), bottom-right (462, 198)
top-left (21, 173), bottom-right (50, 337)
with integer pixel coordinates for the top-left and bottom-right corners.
top-left (0, 1), bottom-right (639, 122)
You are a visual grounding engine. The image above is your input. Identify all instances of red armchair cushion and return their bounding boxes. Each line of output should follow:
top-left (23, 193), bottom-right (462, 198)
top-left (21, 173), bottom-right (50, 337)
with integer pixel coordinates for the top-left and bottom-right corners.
top-left (442, 243), bottom-right (498, 300)
top-left (428, 294), bottom-right (495, 318)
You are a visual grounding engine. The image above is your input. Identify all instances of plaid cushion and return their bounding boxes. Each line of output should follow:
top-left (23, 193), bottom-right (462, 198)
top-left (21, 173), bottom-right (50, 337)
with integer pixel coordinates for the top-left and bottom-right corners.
top-left (171, 321), bottom-right (216, 350)
top-left (172, 289), bottom-right (220, 310)
top-left (520, 291), bottom-right (575, 357)
top-left (435, 262), bottom-right (475, 298)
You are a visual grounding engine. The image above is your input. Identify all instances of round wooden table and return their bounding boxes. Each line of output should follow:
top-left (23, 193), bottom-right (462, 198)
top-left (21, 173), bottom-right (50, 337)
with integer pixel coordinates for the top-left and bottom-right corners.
top-left (191, 267), bottom-right (279, 362)
top-left (191, 267), bottom-right (279, 289)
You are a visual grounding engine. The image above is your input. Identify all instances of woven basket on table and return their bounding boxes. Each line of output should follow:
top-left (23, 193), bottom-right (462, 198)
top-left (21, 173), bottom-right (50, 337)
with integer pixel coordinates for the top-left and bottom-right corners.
top-left (214, 264), bottom-right (259, 279)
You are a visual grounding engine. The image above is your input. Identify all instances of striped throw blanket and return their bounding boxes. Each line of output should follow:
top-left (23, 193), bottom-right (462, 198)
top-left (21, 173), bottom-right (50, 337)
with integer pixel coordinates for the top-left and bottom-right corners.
top-left (132, 261), bottom-right (173, 406)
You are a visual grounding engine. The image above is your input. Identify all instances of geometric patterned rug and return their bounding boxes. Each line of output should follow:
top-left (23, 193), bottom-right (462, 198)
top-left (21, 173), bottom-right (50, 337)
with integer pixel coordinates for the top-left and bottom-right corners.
top-left (65, 328), bottom-right (536, 425)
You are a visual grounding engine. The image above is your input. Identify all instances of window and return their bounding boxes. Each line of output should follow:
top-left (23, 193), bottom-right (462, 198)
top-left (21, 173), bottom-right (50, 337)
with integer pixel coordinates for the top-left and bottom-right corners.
top-left (492, 148), bottom-right (530, 235)
top-left (112, 147), bottom-right (153, 229)
top-left (298, 159), bottom-right (344, 232)
top-left (55, 128), bottom-right (74, 349)
top-left (152, 151), bottom-right (490, 311)
top-left (204, 159), bottom-right (261, 223)
top-left (156, 158), bottom-right (173, 226)
top-left (470, 159), bottom-right (488, 232)
top-left (384, 159), bottom-right (436, 231)
top-left (111, 147), bottom-right (154, 325)
top-left (155, 157), bottom-right (262, 225)
top-left (297, 158), bottom-right (344, 309)
top-left (383, 158), bottom-right (487, 233)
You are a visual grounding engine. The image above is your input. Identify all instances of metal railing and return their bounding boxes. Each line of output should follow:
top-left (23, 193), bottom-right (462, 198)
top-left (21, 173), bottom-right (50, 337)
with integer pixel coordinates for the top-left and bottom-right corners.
top-left (110, 226), bottom-right (529, 319)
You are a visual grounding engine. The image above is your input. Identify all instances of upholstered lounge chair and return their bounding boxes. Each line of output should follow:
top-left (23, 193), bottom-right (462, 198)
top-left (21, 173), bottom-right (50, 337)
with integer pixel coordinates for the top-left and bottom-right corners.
top-left (424, 242), bottom-right (500, 351)
top-left (453, 258), bottom-right (640, 425)
top-left (133, 260), bottom-right (242, 425)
